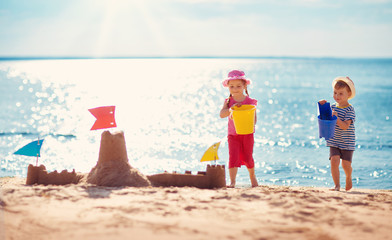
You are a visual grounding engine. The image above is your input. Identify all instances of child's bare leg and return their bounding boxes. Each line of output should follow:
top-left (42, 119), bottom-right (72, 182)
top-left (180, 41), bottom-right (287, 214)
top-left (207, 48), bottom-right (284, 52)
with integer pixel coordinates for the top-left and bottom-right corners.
top-left (247, 167), bottom-right (258, 187)
top-left (330, 155), bottom-right (341, 191)
top-left (342, 160), bottom-right (353, 191)
top-left (228, 167), bottom-right (238, 188)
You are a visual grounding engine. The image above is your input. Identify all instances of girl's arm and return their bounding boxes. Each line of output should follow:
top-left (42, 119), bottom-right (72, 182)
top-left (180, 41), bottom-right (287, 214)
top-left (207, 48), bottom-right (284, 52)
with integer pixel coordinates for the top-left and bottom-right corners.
top-left (332, 110), bottom-right (352, 130)
top-left (220, 100), bottom-right (230, 118)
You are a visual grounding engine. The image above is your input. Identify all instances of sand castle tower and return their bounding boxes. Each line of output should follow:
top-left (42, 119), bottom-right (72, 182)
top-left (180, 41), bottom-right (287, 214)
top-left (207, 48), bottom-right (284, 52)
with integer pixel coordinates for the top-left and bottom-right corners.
top-left (206, 164), bottom-right (226, 188)
top-left (87, 131), bottom-right (151, 187)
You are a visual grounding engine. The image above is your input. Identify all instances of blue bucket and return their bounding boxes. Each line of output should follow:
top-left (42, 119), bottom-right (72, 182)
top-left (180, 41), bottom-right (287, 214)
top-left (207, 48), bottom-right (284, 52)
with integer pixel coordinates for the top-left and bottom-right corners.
top-left (318, 102), bottom-right (333, 120)
top-left (318, 115), bottom-right (337, 140)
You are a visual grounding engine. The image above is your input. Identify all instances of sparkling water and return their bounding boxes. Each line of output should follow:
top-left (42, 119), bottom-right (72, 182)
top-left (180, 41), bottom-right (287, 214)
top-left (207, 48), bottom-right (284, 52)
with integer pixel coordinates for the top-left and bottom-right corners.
top-left (1, 58), bottom-right (391, 189)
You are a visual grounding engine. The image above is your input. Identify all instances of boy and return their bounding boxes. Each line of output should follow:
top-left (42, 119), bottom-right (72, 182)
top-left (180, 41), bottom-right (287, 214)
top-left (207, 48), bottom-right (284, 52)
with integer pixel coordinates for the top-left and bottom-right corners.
top-left (319, 77), bottom-right (356, 191)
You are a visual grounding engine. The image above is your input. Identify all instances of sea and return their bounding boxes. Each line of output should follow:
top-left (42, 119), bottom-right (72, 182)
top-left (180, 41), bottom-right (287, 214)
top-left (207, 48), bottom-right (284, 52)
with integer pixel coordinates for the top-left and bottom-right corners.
top-left (0, 57), bottom-right (391, 189)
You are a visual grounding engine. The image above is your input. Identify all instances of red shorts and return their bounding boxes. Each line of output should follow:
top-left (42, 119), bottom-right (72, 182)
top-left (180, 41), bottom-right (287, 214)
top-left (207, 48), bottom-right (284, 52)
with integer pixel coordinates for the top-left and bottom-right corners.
top-left (228, 134), bottom-right (255, 169)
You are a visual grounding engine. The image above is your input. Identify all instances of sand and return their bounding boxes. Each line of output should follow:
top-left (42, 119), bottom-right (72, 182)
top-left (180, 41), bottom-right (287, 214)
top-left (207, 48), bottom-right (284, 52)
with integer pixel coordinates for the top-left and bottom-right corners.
top-left (1, 177), bottom-right (392, 240)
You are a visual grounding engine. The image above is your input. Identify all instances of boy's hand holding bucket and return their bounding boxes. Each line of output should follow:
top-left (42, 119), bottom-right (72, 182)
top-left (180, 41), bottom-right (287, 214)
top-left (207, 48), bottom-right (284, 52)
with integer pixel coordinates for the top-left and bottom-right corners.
top-left (318, 100), bottom-right (337, 140)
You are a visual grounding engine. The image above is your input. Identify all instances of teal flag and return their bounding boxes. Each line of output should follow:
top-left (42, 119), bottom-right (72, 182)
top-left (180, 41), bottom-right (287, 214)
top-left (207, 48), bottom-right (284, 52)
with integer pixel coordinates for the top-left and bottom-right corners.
top-left (14, 139), bottom-right (44, 157)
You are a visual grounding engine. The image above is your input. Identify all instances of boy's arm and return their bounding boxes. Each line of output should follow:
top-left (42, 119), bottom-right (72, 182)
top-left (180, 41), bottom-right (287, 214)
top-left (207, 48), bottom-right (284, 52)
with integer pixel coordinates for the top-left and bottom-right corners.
top-left (332, 110), bottom-right (352, 130)
top-left (336, 119), bottom-right (352, 130)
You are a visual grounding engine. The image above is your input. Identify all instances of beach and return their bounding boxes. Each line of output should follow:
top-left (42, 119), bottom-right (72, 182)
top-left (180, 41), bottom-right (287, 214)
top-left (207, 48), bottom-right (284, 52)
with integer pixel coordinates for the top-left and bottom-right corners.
top-left (1, 177), bottom-right (392, 240)
top-left (1, 58), bottom-right (392, 189)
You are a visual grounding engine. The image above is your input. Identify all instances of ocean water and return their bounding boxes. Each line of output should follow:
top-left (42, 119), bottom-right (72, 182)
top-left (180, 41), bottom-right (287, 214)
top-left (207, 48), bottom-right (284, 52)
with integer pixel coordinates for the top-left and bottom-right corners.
top-left (0, 58), bottom-right (391, 189)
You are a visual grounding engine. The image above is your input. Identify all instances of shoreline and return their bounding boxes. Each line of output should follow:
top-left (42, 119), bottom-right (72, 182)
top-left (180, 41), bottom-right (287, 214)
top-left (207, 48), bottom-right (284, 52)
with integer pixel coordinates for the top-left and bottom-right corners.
top-left (1, 176), bottom-right (391, 191)
top-left (1, 177), bottom-right (392, 240)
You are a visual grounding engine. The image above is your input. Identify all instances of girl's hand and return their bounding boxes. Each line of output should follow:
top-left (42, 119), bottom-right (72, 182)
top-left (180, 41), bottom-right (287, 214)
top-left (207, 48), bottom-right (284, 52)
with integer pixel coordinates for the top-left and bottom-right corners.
top-left (225, 98), bottom-right (230, 107)
top-left (233, 102), bottom-right (242, 107)
top-left (318, 99), bottom-right (327, 105)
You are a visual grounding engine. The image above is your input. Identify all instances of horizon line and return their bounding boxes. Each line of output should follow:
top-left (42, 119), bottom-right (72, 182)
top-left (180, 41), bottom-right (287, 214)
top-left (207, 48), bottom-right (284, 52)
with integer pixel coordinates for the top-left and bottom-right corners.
top-left (1, 55), bottom-right (392, 61)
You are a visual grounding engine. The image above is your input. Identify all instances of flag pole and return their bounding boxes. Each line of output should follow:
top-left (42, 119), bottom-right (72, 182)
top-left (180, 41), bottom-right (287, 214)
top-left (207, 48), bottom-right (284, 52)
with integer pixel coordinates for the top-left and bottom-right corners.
top-left (36, 138), bottom-right (40, 166)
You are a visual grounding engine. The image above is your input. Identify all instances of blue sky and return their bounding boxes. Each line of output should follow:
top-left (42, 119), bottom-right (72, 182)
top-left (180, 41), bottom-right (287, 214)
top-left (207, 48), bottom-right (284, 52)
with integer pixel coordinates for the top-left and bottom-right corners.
top-left (1, 0), bottom-right (392, 58)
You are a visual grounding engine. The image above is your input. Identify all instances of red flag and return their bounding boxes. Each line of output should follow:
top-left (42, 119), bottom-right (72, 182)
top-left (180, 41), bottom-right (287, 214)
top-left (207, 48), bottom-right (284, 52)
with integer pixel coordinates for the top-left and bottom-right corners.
top-left (88, 106), bottom-right (117, 130)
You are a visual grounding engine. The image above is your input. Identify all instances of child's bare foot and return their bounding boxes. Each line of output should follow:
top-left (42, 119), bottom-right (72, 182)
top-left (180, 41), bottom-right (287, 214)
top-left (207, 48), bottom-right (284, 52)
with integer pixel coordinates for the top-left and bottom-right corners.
top-left (330, 185), bottom-right (340, 191)
top-left (227, 183), bottom-right (235, 188)
top-left (251, 179), bottom-right (258, 188)
top-left (346, 177), bottom-right (352, 191)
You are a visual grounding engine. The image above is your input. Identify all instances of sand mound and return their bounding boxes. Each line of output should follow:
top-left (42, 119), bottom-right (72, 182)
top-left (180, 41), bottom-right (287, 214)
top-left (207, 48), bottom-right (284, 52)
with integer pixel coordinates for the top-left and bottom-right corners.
top-left (87, 131), bottom-right (150, 187)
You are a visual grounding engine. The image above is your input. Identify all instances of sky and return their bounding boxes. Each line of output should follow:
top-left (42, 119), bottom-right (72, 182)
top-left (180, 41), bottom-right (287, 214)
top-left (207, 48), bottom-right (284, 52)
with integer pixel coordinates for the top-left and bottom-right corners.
top-left (0, 0), bottom-right (392, 58)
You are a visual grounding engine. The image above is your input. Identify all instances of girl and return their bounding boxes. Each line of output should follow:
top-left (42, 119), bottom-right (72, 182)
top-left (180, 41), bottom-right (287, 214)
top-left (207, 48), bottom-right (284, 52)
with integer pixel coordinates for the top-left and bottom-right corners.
top-left (220, 70), bottom-right (258, 188)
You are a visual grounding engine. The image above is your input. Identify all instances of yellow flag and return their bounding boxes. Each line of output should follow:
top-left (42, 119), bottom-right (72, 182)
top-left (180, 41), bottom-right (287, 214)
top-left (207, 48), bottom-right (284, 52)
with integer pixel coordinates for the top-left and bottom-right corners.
top-left (200, 142), bottom-right (220, 162)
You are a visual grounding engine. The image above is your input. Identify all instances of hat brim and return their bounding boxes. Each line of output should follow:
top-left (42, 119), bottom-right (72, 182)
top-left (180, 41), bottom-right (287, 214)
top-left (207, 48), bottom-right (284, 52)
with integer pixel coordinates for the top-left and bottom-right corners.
top-left (222, 77), bottom-right (251, 87)
top-left (332, 77), bottom-right (356, 100)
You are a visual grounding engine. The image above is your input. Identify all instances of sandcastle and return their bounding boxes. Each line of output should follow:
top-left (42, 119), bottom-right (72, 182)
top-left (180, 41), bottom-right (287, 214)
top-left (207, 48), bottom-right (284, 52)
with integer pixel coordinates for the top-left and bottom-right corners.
top-left (26, 164), bottom-right (82, 185)
top-left (25, 130), bottom-right (226, 189)
top-left (87, 131), bottom-right (151, 187)
top-left (147, 165), bottom-right (226, 189)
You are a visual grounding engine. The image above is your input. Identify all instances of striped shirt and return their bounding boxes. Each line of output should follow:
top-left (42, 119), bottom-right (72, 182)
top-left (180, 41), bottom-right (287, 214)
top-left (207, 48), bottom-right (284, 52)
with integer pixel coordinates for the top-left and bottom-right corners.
top-left (326, 103), bottom-right (356, 150)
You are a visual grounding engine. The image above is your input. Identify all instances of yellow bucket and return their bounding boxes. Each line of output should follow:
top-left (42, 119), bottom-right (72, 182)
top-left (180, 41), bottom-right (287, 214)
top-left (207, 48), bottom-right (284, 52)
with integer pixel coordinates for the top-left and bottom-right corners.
top-left (230, 105), bottom-right (256, 135)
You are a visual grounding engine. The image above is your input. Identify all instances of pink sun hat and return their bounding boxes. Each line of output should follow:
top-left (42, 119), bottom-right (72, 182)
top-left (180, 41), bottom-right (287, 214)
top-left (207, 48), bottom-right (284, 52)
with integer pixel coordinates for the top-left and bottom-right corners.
top-left (222, 70), bottom-right (252, 87)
